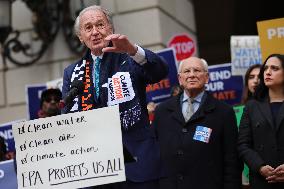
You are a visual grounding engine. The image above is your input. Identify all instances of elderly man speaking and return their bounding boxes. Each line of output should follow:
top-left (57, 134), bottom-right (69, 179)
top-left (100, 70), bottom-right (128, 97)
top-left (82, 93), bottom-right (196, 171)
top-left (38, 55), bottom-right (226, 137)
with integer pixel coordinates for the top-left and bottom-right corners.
top-left (62, 5), bottom-right (168, 189)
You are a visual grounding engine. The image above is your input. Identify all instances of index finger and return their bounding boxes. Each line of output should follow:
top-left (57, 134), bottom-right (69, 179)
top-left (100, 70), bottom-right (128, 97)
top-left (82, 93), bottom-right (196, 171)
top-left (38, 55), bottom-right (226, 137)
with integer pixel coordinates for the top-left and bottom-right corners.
top-left (105, 34), bottom-right (121, 41)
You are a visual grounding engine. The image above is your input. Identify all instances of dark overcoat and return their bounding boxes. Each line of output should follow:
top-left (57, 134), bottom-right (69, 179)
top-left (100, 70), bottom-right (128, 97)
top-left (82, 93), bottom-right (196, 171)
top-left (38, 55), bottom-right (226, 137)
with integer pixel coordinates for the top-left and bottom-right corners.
top-left (153, 92), bottom-right (242, 189)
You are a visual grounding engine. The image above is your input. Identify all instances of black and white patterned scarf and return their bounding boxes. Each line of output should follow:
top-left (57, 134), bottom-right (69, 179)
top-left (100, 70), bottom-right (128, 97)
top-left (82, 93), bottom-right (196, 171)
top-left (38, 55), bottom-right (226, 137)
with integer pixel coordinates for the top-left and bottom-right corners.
top-left (69, 52), bottom-right (142, 129)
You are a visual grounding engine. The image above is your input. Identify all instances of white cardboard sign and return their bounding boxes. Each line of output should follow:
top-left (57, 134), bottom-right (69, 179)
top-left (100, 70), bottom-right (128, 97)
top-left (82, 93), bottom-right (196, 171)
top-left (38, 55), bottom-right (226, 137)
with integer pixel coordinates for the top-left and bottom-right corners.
top-left (13, 105), bottom-right (125, 189)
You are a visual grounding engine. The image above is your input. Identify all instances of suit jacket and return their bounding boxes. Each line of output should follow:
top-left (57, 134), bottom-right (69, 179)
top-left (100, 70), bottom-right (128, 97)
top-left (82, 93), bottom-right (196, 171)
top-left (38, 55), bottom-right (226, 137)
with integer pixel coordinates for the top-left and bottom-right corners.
top-left (153, 92), bottom-right (242, 189)
top-left (62, 49), bottom-right (168, 182)
top-left (238, 98), bottom-right (284, 189)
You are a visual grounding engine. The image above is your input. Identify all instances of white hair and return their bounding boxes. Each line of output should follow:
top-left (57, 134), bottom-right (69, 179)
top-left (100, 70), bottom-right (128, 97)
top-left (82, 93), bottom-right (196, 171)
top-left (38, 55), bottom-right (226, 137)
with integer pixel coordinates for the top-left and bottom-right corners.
top-left (74, 5), bottom-right (113, 37)
top-left (200, 58), bottom-right (209, 72)
top-left (178, 57), bottom-right (209, 73)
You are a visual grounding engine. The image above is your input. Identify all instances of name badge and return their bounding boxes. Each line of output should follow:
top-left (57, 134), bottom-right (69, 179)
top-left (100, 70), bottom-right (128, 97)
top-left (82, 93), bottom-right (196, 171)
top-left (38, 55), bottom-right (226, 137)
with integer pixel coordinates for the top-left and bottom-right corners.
top-left (193, 126), bottom-right (212, 143)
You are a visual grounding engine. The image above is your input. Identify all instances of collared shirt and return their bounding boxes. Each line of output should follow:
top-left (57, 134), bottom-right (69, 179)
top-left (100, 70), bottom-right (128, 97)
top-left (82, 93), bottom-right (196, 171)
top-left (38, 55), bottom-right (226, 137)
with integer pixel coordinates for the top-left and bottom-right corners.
top-left (130, 45), bottom-right (147, 65)
top-left (91, 54), bottom-right (103, 62)
top-left (181, 91), bottom-right (205, 119)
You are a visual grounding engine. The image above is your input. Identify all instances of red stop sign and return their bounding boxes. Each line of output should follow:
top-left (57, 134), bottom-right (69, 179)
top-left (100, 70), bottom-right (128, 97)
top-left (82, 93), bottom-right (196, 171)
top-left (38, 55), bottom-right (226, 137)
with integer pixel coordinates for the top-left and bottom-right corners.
top-left (168, 34), bottom-right (195, 61)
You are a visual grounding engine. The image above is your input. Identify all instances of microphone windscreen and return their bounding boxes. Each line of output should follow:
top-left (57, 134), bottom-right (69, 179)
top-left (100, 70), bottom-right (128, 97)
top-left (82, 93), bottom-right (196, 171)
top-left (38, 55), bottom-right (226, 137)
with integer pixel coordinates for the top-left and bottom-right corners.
top-left (71, 80), bottom-right (84, 93)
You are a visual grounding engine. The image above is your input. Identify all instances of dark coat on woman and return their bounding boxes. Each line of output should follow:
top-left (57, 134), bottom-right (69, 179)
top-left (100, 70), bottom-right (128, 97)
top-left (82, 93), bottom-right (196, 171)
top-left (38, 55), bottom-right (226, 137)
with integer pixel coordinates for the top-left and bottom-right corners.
top-left (238, 98), bottom-right (284, 189)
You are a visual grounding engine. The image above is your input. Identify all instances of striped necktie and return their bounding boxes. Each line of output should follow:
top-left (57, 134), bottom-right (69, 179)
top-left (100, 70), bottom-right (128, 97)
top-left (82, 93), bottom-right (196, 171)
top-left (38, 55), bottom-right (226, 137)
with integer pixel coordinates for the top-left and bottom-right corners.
top-left (185, 98), bottom-right (194, 122)
top-left (94, 57), bottom-right (101, 98)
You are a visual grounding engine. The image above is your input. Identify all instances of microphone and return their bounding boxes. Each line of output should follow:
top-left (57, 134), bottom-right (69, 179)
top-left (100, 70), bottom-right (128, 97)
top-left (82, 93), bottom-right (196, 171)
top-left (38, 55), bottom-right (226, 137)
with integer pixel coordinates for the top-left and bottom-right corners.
top-left (59, 80), bottom-right (84, 109)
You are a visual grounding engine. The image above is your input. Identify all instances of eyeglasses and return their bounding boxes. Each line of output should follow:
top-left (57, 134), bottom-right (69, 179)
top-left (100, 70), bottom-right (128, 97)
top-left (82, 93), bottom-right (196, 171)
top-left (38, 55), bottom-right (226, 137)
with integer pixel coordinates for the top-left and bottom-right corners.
top-left (83, 21), bottom-right (107, 33)
top-left (180, 68), bottom-right (207, 75)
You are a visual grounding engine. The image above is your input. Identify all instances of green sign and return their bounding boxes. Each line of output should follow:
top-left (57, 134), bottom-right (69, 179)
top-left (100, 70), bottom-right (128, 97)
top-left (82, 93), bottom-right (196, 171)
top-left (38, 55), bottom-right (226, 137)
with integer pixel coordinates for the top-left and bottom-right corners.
top-left (233, 105), bottom-right (249, 182)
top-left (233, 105), bottom-right (244, 126)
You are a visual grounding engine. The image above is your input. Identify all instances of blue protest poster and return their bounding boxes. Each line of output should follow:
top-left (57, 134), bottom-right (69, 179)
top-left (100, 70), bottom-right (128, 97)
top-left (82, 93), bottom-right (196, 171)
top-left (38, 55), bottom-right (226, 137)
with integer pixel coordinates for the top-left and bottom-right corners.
top-left (146, 48), bottom-right (179, 103)
top-left (0, 122), bottom-right (19, 153)
top-left (26, 84), bottom-right (47, 120)
top-left (206, 63), bottom-right (243, 105)
top-left (0, 160), bottom-right (17, 189)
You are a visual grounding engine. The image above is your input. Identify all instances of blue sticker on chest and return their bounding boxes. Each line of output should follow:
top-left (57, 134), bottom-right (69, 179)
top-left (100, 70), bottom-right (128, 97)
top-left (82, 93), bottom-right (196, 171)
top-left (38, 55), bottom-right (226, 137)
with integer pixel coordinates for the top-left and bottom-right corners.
top-left (193, 126), bottom-right (212, 143)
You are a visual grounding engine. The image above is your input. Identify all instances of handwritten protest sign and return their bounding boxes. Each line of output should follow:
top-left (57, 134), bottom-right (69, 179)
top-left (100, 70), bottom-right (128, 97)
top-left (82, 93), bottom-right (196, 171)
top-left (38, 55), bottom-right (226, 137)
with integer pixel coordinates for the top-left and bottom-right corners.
top-left (13, 105), bottom-right (125, 189)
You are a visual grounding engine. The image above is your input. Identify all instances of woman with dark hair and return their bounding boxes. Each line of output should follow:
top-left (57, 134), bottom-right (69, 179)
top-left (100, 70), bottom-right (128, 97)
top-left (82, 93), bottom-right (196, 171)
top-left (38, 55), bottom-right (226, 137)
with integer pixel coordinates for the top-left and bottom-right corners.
top-left (241, 64), bottom-right (261, 103)
top-left (238, 54), bottom-right (284, 189)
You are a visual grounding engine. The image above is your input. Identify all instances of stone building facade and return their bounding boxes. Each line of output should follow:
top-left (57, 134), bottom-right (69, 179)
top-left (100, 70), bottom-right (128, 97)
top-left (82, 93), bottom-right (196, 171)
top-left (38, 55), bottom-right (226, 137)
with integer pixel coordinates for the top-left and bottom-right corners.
top-left (0, 0), bottom-right (196, 124)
